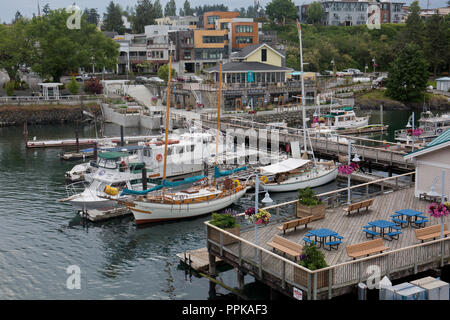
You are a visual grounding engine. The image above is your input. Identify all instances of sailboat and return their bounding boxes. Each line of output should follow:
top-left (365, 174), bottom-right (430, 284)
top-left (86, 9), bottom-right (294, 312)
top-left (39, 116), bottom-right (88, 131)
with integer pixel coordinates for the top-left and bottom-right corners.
top-left (120, 54), bottom-right (249, 224)
top-left (257, 21), bottom-right (338, 193)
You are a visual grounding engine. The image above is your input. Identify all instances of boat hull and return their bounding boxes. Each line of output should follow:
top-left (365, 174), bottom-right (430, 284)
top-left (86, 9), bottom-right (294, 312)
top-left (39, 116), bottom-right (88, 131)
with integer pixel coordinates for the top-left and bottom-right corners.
top-left (128, 188), bottom-right (248, 224)
top-left (264, 168), bottom-right (338, 192)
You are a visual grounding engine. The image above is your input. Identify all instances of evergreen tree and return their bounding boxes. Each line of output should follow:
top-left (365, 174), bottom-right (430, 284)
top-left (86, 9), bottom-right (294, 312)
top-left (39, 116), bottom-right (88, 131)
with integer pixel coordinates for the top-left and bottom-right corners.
top-left (154, 0), bottom-right (163, 18)
top-left (13, 11), bottom-right (22, 23)
top-left (84, 8), bottom-right (100, 26)
top-left (265, 0), bottom-right (298, 25)
top-left (306, 1), bottom-right (324, 25)
top-left (102, 1), bottom-right (125, 34)
top-left (424, 13), bottom-right (449, 76)
top-left (164, 0), bottom-right (177, 17)
top-left (183, 0), bottom-right (193, 16)
top-left (42, 4), bottom-right (51, 16)
top-left (132, 0), bottom-right (155, 34)
top-left (385, 43), bottom-right (429, 102)
top-left (398, 0), bottom-right (424, 48)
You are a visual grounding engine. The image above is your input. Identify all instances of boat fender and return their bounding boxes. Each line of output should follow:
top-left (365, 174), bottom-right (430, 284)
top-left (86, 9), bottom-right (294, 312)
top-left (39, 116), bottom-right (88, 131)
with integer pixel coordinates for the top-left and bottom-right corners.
top-left (260, 176), bottom-right (268, 184)
top-left (232, 179), bottom-right (241, 188)
top-left (156, 154), bottom-right (163, 162)
top-left (104, 185), bottom-right (119, 196)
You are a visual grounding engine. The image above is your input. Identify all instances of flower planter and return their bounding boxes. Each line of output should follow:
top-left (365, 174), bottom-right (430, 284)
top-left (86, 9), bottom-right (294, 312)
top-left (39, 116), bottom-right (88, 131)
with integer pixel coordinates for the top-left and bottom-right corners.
top-left (207, 225), bottom-right (240, 246)
top-left (294, 266), bottom-right (334, 289)
top-left (296, 203), bottom-right (326, 221)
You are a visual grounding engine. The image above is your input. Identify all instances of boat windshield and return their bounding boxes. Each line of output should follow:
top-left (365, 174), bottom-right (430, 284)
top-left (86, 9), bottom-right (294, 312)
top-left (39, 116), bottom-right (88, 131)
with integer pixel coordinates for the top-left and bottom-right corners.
top-left (97, 158), bottom-right (118, 169)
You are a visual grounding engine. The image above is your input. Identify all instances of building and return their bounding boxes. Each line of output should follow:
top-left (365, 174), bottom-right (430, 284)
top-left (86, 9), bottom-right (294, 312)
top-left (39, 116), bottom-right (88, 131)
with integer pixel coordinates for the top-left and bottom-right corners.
top-left (436, 77), bottom-right (450, 92)
top-left (201, 11), bottom-right (240, 29)
top-left (419, 7), bottom-right (450, 19)
top-left (114, 34), bottom-right (148, 74)
top-left (155, 16), bottom-right (199, 27)
top-left (299, 0), bottom-right (406, 26)
top-left (404, 129), bottom-right (450, 199)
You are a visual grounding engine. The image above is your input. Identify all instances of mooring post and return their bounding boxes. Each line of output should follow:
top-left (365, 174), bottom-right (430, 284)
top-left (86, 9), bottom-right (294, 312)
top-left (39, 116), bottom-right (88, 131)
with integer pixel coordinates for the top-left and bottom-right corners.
top-left (141, 167), bottom-right (148, 190)
top-left (23, 121), bottom-right (28, 146)
top-left (75, 128), bottom-right (80, 153)
top-left (208, 253), bottom-right (216, 277)
top-left (120, 125), bottom-right (124, 146)
top-left (236, 269), bottom-right (245, 292)
top-left (93, 142), bottom-right (98, 160)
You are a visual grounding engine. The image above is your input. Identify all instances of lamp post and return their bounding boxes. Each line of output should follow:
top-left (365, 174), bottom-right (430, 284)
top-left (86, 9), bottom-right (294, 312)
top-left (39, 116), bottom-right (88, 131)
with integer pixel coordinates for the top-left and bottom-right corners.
top-left (252, 171), bottom-right (273, 259)
top-left (347, 141), bottom-right (361, 205)
top-left (428, 170), bottom-right (446, 239)
top-left (406, 112), bottom-right (415, 152)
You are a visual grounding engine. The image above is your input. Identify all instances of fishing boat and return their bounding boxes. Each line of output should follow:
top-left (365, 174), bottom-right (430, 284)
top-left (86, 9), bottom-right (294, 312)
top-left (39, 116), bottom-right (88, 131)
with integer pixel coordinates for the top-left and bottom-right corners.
top-left (395, 111), bottom-right (450, 143)
top-left (121, 56), bottom-right (249, 225)
top-left (311, 106), bottom-right (369, 130)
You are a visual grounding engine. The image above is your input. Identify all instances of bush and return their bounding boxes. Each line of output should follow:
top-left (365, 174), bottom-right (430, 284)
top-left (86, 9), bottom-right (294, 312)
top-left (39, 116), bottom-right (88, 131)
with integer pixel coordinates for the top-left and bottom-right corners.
top-left (298, 187), bottom-right (323, 206)
top-left (299, 243), bottom-right (328, 270)
top-left (5, 81), bottom-right (15, 96)
top-left (84, 78), bottom-right (103, 94)
top-left (210, 213), bottom-right (238, 229)
top-left (67, 77), bottom-right (80, 95)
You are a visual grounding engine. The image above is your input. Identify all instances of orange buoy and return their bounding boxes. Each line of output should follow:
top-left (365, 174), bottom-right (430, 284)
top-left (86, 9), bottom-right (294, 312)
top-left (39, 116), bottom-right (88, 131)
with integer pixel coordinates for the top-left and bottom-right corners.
top-left (156, 154), bottom-right (163, 162)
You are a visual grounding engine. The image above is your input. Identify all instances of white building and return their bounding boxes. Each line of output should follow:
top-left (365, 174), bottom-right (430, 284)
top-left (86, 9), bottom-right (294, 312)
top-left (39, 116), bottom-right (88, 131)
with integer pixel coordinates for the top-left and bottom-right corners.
top-left (436, 77), bottom-right (450, 92)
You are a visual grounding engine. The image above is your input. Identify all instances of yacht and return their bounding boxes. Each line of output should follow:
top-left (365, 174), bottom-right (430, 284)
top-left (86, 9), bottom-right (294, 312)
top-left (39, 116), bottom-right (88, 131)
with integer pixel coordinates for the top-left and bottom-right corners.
top-left (395, 111), bottom-right (450, 143)
top-left (311, 107), bottom-right (369, 130)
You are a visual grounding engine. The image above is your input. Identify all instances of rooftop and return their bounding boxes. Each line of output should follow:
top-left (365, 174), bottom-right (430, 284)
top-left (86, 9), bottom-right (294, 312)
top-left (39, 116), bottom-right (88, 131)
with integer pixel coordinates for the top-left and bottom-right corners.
top-left (204, 61), bottom-right (293, 73)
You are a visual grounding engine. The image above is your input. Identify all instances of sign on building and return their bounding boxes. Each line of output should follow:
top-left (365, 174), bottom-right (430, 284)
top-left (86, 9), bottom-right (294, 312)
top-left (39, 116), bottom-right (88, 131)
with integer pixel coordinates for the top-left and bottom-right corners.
top-left (247, 71), bottom-right (254, 83)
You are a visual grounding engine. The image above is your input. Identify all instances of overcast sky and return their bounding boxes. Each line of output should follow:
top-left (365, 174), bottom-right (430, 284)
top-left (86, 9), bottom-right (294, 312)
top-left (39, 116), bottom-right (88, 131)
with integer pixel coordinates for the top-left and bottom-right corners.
top-left (1, 0), bottom-right (448, 23)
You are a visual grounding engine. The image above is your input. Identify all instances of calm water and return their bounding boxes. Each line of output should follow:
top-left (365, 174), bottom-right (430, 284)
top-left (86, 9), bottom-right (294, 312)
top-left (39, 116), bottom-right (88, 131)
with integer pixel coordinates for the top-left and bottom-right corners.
top-left (0, 110), bottom-right (412, 299)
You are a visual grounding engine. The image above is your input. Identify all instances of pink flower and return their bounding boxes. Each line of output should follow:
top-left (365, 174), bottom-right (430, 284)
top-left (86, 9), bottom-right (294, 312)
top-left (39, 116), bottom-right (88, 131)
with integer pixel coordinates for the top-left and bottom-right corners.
top-left (428, 203), bottom-right (450, 218)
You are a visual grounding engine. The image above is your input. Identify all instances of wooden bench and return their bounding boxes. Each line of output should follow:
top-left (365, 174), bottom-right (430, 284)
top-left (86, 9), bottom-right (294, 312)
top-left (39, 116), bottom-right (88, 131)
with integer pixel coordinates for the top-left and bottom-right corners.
top-left (415, 224), bottom-right (450, 242)
top-left (277, 215), bottom-right (313, 235)
top-left (267, 235), bottom-right (303, 261)
top-left (346, 238), bottom-right (389, 260)
top-left (343, 198), bottom-right (375, 215)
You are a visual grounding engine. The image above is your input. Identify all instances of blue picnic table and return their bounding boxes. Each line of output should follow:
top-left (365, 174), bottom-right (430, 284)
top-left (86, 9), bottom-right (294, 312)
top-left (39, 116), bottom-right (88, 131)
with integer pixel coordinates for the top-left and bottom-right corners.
top-left (366, 220), bottom-right (402, 241)
top-left (304, 228), bottom-right (343, 250)
top-left (392, 209), bottom-right (428, 228)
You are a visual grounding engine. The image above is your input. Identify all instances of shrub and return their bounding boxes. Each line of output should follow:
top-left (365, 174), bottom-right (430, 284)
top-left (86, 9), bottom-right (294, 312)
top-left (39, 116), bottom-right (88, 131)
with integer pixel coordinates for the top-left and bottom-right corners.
top-left (298, 187), bottom-right (323, 206)
top-left (210, 213), bottom-right (238, 229)
top-left (5, 81), bottom-right (15, 96)
top-left (84, 78), bottom-right (103, 94)
top-left (67, 77), bottom-right (80, 95)
top-left (299, 243), bottom-right (328, 270)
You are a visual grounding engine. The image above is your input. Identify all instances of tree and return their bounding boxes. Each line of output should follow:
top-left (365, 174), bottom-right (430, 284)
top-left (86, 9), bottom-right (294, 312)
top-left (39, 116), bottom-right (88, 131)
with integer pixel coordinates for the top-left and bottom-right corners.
top-left (102, 1), bottom-right (125, 34)
top-left (84, 8), bottom-right (100, 26)
top-left (424, 13), bottom-right (449, 76)
top-left (183, 0), bottom-right (194, 16)
top-left (306, 2), bottom-right (324, 25)
top-left (67, 77), bottom-right (80, 95)
top-left (157, 64), bottom-right (176, 81)
top-left (132, 0), bottom-right (155, 34)
top-left (42, 4), bottom-right (51, 16)
top-left (398, 0), bottom-right (424, 48)
top-left (28, 9), bottom-right (119, 82)
top-left (385, 43), bottom-right (429, 102)
top-left (164, 0), bottom-right (177, 17)
top-left (13, 11), bottom-right (23, 23)
top-left (154, 0), bottom-right (163, 18)
top-left (0, 19), bottom-right (36, 82)
top-left (265, 0), bottom-right (298, 25)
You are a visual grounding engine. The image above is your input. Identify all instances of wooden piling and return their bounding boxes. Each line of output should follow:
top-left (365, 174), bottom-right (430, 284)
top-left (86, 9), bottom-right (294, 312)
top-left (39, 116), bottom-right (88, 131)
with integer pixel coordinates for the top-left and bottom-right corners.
top-left (120, 125), bottom-right (124, 146)
top-left (142, 167), bottom-right (148, 190)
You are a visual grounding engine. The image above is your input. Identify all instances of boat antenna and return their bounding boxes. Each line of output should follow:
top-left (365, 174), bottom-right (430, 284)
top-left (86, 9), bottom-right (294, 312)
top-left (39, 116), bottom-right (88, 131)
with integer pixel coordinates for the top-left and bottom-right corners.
top-left (297, 20), bottom-right (308, 158)
top-left (162, 42), bottom-right (174, 181)
top-left (213, 55), bottom-right (223, 187)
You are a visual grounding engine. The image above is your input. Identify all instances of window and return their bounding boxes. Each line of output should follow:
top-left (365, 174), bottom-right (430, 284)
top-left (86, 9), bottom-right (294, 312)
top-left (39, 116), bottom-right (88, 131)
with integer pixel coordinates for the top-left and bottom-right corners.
top-left (207, 15), bottom-right (220, 25)
top-left (236, 36), bottom-right (253, 44)
top-left (261, 48), bottom-right (267, 62)
top-left (184, 50), bottom-right (191, 60)
top-left (203, 36), bottom-right (224, 43)
top-left (220, 23), bottom-right (229, 30)
top-left (235, 25), bottom-right (253, 33)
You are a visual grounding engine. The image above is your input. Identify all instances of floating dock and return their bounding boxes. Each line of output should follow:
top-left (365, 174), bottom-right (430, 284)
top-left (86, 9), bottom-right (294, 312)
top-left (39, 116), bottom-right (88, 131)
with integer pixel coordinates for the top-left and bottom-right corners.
top-left (176, 247), bottom-right (223, 272)
top-left (80, 207), bottom-right (132, 222)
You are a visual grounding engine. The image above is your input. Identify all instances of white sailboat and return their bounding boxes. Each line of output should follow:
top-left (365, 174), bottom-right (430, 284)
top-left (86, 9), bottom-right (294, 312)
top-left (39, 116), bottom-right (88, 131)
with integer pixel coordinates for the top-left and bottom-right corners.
top-left (123, 53), bottom-right (249, 225)
top-left (311, 106), bottom-right (370, 130)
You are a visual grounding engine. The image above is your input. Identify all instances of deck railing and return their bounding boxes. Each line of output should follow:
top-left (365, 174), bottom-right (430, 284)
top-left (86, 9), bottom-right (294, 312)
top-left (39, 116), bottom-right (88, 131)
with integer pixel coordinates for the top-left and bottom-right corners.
top-left (204, 172), bottom-right (446, 300)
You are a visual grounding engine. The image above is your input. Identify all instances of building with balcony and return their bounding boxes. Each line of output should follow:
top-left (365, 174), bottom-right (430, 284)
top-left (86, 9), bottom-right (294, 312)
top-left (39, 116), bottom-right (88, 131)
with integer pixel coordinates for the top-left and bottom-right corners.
top-left (200, 11), bottom-right (240, 29)
top-left (155, 15), bottom-right (199, 27)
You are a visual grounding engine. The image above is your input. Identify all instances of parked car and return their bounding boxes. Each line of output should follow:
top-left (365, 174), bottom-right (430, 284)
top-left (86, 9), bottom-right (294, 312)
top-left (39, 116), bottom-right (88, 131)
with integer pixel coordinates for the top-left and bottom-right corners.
top-left (135, 76), bottom-right (149, 84)
top-left (175, 75), bottom-right (189, 83)
top-left (148, 76), bottom-right (164, 83)
top-left (343, 68), bottom-right (363, 76)
top-left (189, 75), bottom-right (203, 83)
top-left (372, 76), bottom-right (388, 87)
top-left (320, 70), bottom-right (334, 76)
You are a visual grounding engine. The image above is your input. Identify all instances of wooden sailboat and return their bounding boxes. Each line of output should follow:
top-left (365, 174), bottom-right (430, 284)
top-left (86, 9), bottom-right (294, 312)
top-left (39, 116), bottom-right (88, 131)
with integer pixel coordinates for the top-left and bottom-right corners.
top-left (122, 55), bottom-right (249, 224)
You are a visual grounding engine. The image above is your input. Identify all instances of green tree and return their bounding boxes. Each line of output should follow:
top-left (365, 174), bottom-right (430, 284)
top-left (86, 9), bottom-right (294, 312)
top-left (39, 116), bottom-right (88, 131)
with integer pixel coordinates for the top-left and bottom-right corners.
top-left (183, 0), bottom-right (194, 16)
top-left (84, 8), bottom-right (100, 26)
top-left (157, 64), bottom-right (176, 81)
top-left (265, 0), bottom-right (298, 25)
top-left (42, 4), bottom-right (51, 16)
top-left (153, 0), bottom-right (163, 18)
top-left (0, 19), bottom-right (36, 82)
top-left (424, 13), bottom-right (449, 76)
top-left (102, 1), bottom-right (125, 34)
top-left (67, 77), bottom-right (80, 95)
top-left (306, 2), bottom-right (324, 25)
top-left (398, 0), bottom-right (424, 48)
top-left (164, 0), bottom-right (177, 16)
top-left (385, 43), bottom-right (429, 102)
top-left (28, 9), bottom-right (119, 82)
top-left (132, 0), bottom-right (155, 34)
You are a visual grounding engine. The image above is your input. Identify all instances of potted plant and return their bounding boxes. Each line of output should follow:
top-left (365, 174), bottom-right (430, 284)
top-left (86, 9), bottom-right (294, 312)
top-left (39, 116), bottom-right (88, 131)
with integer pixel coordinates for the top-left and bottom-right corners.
top-left (296, 187), bottom-right (326, 221)
top-left (151, 97), bottom-right (158, 106)
top-left (294, 243), bottom-right (333, 289)
top-left (207, 211), bottom-right (240, 245)
top-left (245, 207), bottom-right (271, 225)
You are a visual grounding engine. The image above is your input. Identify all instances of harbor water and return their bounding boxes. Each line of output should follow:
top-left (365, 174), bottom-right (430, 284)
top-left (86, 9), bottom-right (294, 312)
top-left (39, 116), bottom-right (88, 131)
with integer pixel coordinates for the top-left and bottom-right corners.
top-left (0, 109), bottom-right (415, 299)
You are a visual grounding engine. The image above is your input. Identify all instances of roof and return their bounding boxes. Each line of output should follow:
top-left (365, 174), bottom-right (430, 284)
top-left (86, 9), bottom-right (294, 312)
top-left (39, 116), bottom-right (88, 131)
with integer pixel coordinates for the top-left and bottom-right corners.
top-left (259, 158), bottom-right (311, 175)
top-left (403, 128), bottom-right (450, 159)
top-left (98, 151), bottom-right (131, 160)
top-left (436, 77), bottom-right (450, 81)
top-left (233, 43), bottom-right (285, 59)
top-left (204, 61), bottom-right (293, 73)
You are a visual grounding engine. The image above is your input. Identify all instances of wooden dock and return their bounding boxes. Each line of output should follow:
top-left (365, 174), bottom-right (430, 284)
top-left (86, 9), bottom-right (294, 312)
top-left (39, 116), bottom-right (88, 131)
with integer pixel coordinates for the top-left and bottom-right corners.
top-left (81, 207), bottom-right (131, 222)
top-left (204, 173), bottom-right (450, 300)
top-left (176, 247), bottom-right (223, 272)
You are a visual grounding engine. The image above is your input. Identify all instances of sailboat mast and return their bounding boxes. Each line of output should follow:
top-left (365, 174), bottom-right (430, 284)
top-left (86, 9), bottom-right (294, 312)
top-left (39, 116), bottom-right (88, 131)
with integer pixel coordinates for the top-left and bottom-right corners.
top-left (163, 48), bottom-right (173, 180)
top-left (215, 59), bottom-right (223, 166)
top-left (297, 20), bottom-right (307, 154)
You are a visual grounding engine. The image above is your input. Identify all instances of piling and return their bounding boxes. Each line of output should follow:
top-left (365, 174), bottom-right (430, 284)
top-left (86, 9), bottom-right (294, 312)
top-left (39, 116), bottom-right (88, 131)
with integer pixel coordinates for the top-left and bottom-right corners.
top-left (75, 129), bottom-right (79, 153)
top-left (142, 167), bottom-right (148, 190)
top-left (120, 125), bottom-right (124, 147)
top-left (93, 142), bottom-right (98, 160)
top-left (23, 121), bottom-right (28, 146)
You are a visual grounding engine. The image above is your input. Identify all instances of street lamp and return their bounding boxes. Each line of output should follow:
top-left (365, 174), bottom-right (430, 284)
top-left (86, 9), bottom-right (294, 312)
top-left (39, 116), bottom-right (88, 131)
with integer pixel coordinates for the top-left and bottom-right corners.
top-left (347, 140), bottom-right (361, 204)
top-left (406, 112), bottom-right (415, 152)
top-left (428, 170), bottom-right (446, 239)
top-left (252, 171), bottom-right (273, 259)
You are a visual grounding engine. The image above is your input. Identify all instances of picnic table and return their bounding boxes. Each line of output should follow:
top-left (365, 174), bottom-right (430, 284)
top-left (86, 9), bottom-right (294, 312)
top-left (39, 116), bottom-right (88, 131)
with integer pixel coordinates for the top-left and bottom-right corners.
top-left (392, 209), bottom-right (428, 228)
top-left (366, 220), bottom-right (402, 241)
top-left (304, 228), bottom-right (343, 250)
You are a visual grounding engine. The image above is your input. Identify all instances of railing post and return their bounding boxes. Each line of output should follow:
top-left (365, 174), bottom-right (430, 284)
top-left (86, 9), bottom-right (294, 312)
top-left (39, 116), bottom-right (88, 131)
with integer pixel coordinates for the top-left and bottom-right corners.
top-left (386, 254), bottom-right (390, 277)
top-left (441, 241), bottom-right (444, 267)
top-left (238, 241), bottom-right (242, 266)
top-left (313, 273), bottom-right (318, 300)
top-left (282, 261), bottom-right (286, 289)
top-left (328, 269), bottom-right (333, 299)
top-left (219, 232), bottom-right (223, 256)
top-left (307, 272), bottom-right (312, 300)
top-left (358, 261), bottom-right (362, 283)
top-left (365, 184), bottom-right (369, 199)
top-left (414, 246), bottom-right (418, 274)
top-left (258, 249), bottom-right (263, 279)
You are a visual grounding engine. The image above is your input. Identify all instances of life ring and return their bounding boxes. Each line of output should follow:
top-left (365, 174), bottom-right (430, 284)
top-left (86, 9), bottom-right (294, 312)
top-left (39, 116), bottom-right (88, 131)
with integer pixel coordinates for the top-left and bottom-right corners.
top-left (232, 179), bottom-right (241, 188)
top-left (260, 176), bottom-right (268, 184)
top-left (437, 128), bottom-right (443, 133)
top-left (156, 154), bottom-right (163, 162)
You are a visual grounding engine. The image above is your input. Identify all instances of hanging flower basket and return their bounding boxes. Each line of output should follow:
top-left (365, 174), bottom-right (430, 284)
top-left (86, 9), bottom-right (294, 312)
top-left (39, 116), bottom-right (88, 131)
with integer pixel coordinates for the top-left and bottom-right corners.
top-left (427, 202), bottom-right (450, 218)
top-left (245, 207), bottom-right (271, 225)
top-left (313, 117), bottom-right (319, 123)
top-left (318, 117), bottom-right (326, 124)
top-left (412, 128), bottom-right (423, 137)
top-left (338, 162), bottom-right (359, 175)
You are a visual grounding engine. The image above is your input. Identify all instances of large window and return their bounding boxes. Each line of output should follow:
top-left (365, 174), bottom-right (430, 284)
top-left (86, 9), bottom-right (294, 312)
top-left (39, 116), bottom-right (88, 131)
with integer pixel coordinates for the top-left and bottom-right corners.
top-left (261, 48), bottom-right (267, 62)
top-left (207, 15), bottom-right (220, 25)
top-left (235, 25), bottom-right (253, 33)
top-left (203, 36), bottom-right (224, 44)
top-left (236, 36), bottom-right (253, 44)
top-left (184, 50), bottom-right (191, 60)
